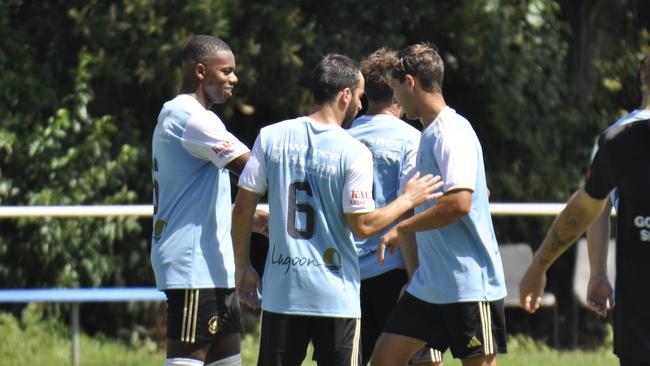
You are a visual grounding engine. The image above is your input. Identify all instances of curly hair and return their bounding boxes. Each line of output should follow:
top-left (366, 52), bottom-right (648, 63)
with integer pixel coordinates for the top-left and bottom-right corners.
top-left (391, 43), bottom-right (444, 93)
top-left (361, 48), bottom-right (398, 103)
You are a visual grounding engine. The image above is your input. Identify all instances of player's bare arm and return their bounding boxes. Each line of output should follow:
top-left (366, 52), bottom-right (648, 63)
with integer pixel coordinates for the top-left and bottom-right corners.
top-left (398, 210), bottom-right (419, 279)
top-left (231, 188), bottom-right (264, 309)
top-left (585, 199), bottom-right (614, 316)
top-left (225, 151), bottom-right (251, 176)
top-left (377, 189), bottom-right (471, 263)
top-left (345, 172), bottom-right (443, 239)
top-left (519, 188), bottom-right (606, 313)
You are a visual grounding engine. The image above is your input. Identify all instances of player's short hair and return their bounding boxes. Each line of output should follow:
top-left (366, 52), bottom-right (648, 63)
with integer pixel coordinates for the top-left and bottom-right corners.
top-left (312, 54), bottom-right (361, 104)
top-left (391, 43), bottom-right (444, 93)
top-left (639, 54), bottom-right (650, 93)
top-left (182, 35), bottom-right (232, 66)
top-left (361, 48), bottom-right (398, 103)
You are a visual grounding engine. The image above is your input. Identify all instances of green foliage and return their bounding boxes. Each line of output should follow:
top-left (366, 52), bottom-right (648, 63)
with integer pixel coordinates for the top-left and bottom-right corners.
top-left (0, 306), bottom-right (164, 366)
top-left (472, 1), bottom-right (583, 201)
top-left (0, 49), bottom-right (143, 288)
top-left (589, 29), bottom-right (650, 131)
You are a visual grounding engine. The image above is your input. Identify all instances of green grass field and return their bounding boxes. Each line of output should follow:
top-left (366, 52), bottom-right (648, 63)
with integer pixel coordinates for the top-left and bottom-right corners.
top-left (0, 305), bottom-right (618, 365)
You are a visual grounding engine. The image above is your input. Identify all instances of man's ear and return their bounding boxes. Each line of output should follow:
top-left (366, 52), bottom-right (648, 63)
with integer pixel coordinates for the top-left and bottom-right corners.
top-left (195, 62), bottom-right (207, 80)
top-left (339, 87), bottom-right (352, 106)
top-left (405, 74), bottom-right (416, 91)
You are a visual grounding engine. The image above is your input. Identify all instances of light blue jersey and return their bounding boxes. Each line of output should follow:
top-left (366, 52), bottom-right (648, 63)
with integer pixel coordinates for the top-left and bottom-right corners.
top-left (151, 94), bottom-right (249, 290)
top-left (591, 109), bottom-right (650, 208)
top-left (347, 114), bottom-right (420, 280)
top-left (239, 117), bottom-right (375, 318)
top-left (407, 107), bottom-right (506, 304)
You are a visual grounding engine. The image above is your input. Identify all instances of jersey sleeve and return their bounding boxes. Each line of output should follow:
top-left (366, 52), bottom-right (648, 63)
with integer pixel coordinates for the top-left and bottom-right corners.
top-left (584, 134), bottom-right (616, 200)
top-left (181, 111), bottom-right (250, 168)
top-left (433, 126), bottom-right (477, 193)
top-left (342, 146), bottom-right (375, 213)
top-left (397, 136), bottom-right (419, 194)
top-left (238, 134), bottom-right (268, 194)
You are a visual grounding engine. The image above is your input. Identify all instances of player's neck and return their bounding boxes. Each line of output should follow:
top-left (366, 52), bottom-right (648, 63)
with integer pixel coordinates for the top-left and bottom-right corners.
top-left (367, 102), bottom-right (400, 117)
top-left (640, 94), bottom-right (650, 111)
top-left (179, 89), bottom-right (210, 109)
top-left (309, 104), bottom-right (343, 126)
top-left (419, 93), bottom-right (447, 129)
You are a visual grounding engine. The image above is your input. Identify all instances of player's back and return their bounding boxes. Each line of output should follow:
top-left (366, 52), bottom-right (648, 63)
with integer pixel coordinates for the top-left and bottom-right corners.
top-left (258, 117), bottom-right (372, 318)
top-left (348, 114), bottom-right (420, 279)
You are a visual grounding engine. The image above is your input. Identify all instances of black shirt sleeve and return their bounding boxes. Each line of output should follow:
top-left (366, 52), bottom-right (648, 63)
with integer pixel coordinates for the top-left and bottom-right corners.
top-left (584, 134), bottom-right (616, 200)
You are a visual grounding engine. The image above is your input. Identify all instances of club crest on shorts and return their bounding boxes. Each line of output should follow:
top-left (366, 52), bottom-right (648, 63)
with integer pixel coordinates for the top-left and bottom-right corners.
top-left (208, 315), bottom-right (219, 335)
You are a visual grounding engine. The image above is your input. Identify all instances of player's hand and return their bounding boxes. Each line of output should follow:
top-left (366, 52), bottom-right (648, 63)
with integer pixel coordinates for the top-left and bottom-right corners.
top-left (235, 265), bottom-right (262, 310)
top-left (402, 172), bottom-right (444, 207)
top-left (586, 272), bottom-right (614, 317)
top-left (252, 209), bottom-right (269, 237)
top-left (519, 264), bottom-right (546, 314)
top-left (377, 226), bottom-right (405, 266)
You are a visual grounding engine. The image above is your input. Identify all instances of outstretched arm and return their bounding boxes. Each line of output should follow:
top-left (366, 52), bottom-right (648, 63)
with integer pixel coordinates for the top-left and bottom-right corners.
top-left (345, 172), bottom-right (443, 239)
top-left (519, 188), bottom-right (607, 313)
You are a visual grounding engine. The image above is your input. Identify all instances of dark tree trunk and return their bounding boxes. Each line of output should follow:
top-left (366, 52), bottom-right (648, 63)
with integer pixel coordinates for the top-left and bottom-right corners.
top-left (561, 0), bottom-right (634, 107)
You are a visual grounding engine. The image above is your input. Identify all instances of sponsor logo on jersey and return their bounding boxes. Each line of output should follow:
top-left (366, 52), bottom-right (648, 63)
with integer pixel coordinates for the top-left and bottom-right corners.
top-left (350, 190), bottom-right (371, 206)
top-left (271, 245), bottom-right (324, 274)
top-left (323, 247), bottom-right (342, 273)
top-left (634, 216), bottom-right (650, 242)
top-left (153, 219), bottom-right (167, 241)
top-left (211, 141), bottom-right (234, 158)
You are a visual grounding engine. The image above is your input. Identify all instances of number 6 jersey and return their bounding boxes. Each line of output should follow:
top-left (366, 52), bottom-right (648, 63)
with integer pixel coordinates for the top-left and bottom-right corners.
top-left (238, 117), bottom-right (375, 318)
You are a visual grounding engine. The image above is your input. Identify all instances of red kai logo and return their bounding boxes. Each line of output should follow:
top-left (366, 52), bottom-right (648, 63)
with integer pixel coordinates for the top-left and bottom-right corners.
top-left (211, 141), bottom-right (234, 157)
top-left (350, 190), bottom-right (370, 199)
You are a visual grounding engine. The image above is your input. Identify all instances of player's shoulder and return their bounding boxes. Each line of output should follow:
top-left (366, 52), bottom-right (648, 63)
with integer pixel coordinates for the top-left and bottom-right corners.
top-left (162, 94), bottom-right (223, 127)
top-left (438, 107), bottom-right (471, 127)
top-left (430, 107), bottom-right (475, 139)
top-left (602, 118), bottom-right (650, 144)
top-left (259, 117), bottom-right (306, 138)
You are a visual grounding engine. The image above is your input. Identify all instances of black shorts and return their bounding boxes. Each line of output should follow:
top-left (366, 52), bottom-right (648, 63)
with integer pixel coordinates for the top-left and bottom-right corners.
top-left (384, 292), bottom-right (507, 359)
top-left (258, 310), bottom-right (361, 366)
top-left (361, 270), bottom-right (443, 365)
top-left (164, 288), bottom-right (241, 344)
top-left (614, 292), bottom-right (650, 361)
top-left (361, 269), bottom-right (407, 364)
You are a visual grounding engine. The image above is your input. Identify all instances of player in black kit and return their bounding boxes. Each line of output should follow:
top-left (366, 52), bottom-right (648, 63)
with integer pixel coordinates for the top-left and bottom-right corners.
top-left (519, 119), bottom-right (650, 366)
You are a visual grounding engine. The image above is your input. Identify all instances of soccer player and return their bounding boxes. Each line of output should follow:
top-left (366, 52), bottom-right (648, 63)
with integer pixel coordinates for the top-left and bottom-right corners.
top-left (347, 48), bottom-right (443, 366)
top-left (231, 54), bottom-right (443, 366)
top-left (519, 118), bottom-right (650, 366)
top-left (371, 44), bottom-right (507, 366)
top-left (584, 55), bottom-right (650, 316)
top-left (151, 35), bottom-right (267, 366)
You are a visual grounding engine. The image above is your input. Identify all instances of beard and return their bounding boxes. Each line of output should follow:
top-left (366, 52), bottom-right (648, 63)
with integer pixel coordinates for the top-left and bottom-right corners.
top-left (341, 104), bottom-right (358, 129)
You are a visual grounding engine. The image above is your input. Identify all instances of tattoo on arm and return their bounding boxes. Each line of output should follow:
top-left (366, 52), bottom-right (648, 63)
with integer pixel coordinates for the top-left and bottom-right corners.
top-left (537, 215), bottom-right (583, 266)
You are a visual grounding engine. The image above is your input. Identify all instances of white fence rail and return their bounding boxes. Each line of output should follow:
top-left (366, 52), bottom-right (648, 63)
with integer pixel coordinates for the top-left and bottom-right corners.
top-left (0, 203), bottom-right (585, 218)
